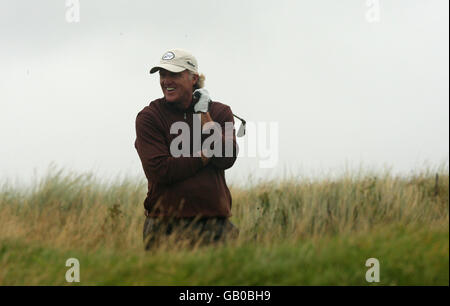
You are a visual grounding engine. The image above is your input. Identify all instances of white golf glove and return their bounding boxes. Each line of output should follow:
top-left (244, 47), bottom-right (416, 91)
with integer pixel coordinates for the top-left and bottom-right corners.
top-left (193, 88), bottom-right (211, 113)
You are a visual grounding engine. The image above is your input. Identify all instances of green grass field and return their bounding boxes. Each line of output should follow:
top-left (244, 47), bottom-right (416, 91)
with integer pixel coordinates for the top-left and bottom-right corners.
top-left (0, 164), bottom-right (448, 285)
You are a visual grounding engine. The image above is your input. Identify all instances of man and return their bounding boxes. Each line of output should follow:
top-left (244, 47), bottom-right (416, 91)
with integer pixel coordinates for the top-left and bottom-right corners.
top-left (135, 49), bottom-right (239, 250)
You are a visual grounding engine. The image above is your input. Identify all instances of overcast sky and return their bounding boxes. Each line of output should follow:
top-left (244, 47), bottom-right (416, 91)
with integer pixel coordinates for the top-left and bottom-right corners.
top-left (0, 0), bottom-right (448, 186)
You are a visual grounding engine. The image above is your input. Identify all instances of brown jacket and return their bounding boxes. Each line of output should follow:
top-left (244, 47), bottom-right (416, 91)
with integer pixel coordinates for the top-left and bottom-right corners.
top-left (135, 98), bottom-right (238, 218)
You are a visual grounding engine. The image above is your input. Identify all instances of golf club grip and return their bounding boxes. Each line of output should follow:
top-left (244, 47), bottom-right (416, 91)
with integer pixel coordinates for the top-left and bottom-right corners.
top-left (194, 91), bottom-right (245, 125)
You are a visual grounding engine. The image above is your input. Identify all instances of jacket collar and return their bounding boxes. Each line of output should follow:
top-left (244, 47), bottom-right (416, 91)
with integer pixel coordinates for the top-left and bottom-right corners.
top-left (162, 97), bottom-right (195, 114)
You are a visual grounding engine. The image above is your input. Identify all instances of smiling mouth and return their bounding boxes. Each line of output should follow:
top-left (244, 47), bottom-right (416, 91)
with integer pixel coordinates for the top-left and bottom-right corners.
top-left (166, 87), bottom-right (176, 92)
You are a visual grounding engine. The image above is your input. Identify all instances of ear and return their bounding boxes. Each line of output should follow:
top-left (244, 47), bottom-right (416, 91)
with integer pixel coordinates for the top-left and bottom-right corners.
top-left (192, 73), bottom-right (199, 85)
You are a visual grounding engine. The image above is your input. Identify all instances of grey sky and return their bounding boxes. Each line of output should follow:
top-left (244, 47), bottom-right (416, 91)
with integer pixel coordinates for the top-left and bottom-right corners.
top-left (1, 0), bottom-right (448, 186)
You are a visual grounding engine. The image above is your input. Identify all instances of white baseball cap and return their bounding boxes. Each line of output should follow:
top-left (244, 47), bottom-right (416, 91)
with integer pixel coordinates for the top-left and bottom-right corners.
top-left (150, 49), bottom-right (198, 74)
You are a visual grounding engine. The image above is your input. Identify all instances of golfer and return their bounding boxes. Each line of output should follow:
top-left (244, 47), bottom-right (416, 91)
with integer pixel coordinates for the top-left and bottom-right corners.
top-left (135, 49), bottom-right (239, 250)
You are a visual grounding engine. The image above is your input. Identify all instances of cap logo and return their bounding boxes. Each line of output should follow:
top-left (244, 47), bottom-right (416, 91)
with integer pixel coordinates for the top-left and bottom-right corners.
top-left (162, 51), bottom-right (175, 60)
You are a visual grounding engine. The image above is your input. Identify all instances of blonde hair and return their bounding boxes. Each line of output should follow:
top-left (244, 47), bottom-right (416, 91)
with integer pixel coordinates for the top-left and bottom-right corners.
top-left (189, 71), bottom-right (206, 90)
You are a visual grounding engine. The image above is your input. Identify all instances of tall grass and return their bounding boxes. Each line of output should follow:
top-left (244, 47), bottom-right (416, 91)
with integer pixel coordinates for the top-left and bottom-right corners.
top-left (0, 163), bottom-right (448, 285)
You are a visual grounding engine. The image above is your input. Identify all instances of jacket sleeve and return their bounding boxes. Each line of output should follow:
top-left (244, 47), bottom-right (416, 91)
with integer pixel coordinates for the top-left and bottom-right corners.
top-left (209, 106), bottom-right (239, 170)
top-left (135, 110), bottom-right (204, 185)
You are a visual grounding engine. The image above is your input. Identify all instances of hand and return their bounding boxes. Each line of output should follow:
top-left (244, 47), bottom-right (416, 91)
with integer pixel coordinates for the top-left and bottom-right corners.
top-left (193, 88), bottom-right (211, 113)
top-left (196, 149), bottom-right (210, 166)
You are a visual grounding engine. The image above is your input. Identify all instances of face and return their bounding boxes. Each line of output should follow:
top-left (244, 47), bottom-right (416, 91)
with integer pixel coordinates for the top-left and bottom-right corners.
top-left (159, 69), bottom-right (198, 106)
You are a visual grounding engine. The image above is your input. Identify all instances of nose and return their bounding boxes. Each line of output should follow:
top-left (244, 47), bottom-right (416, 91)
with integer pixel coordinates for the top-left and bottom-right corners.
top-left (160, 74), bottom-right (174, 86)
